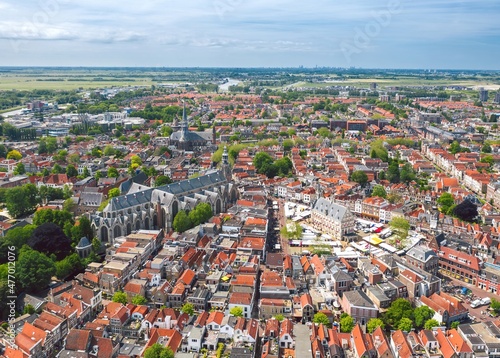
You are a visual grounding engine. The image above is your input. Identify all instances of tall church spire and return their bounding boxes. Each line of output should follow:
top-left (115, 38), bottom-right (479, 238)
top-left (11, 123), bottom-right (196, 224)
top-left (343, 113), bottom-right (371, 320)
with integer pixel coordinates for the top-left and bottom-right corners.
top-left (222, 146), bottom-right (229, 165)
top-left (222, 146), bottom-right (231, 181)
top-left (179, 101), bottom-right (188, 141)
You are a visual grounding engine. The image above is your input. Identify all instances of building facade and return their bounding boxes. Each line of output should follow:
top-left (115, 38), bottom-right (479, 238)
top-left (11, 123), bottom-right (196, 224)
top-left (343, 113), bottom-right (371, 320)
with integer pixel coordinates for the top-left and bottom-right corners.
top-left (91, 164), bottom-right (236, 244)
top-left (311, 198), bottom-right (355, 240)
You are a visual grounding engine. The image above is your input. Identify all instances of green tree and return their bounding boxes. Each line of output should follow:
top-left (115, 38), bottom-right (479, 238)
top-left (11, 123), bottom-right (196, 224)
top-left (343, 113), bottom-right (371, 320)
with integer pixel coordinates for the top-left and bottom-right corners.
top-left (173, 210), bottom-right (192, 233)
top-left (46, 137), bottom-right (57, 153)
top-left (230, 306), bottom-right (244, 317)
top-left (480, 155), bottom-right (494, 169)
top-left (103, 145), bottom-right (116, 156)
top-left (155, 175), bottom-right (173, 187)
top-left (6, 150), bottom-right (22, 160)
top-left (17, 249), bottom-right (56, 292)
top-left (140, 134), bottom-right (151, 146)
top-left (108, 188), bottom-right (120, 198)
top-left (339, 313), bottom-right (355, 333)
top-left (98, 199), bottom-right (109, 211)
top-left (68, 153), bottom-right (80, 165)
top-left (387, 192), bottom-right (403, 204)
top-left (387, 161), bottom-right (400, 183)
top-left (130, 155), bottom-right (142, 167)
top-left (83, 166), bottom-right (90, 178)
top-left (398, 317), bottom-right (413, 332)
top-left (253, 152), bottom-right (274, 174)
top-left (215, 343), bottom-right (225, 358)
top-left (108, 167), bottom-right (119, 178)
top-left (33, 209), bottom-right (74, 229)
top-left (389, 217), bottom-right (410, 245)
top-left (181, 303), bottom-right (195, 316)
top-left (367, 318), bottom-right (385, 333)
top-left (449, 140), bottom-right (462, 155)
top-left (160, 126), bottom-right (173, 137)
top-left (66, 164), bottom-right (78, 178)
top-left (52, 163), bottom-right (64, 174)
top-left (424, 319), bottom-right (440, 330)
top-left (350, 171), bottom-right (368, 186)
top-left (371, 185), bottom-right (387, 198)
top-left (491, 298), bottom-right (500, 315)
top-left (71, 216), bottom-right (94, 244)
top-left (280, 221), bottom-right (303, 240)
top-left (437, 192), bottom-right (455, 214)
top-left (13, 162), bottom-right (25, 175)
top-left (316, 127), bottom-right (331, 138)
top-left (38, 139), bottom-right (48, 154)
top-left (414, 306), bottom-right (435, 328)
top-left (400, 163), bottom-right (416, 183)
top-left (370, 139), bottom-right (389, 162)
top-left (313, 312), bottom-right (330, 327)
top-left (23, 304), bottom-right (35, 315)
top-left (63, 198), bottom-right (75, 212)
top-left (144, 343), bottom-right (174, 358)
top-left (132, 295), bottom-right (148, 305)
top-left (6, 184), bottom-right (40, 218)
top-left (0, 225), bottom-right (35, 264)
top-left (112, 291), bottom-right (128, 304)
top-left (191, 202), bottom-right (213, 225)
top-left (450, 321), bottom-right (460, 329)
top-left (92, 237), bottom-right (102, 253)
top-left (54, 149), bottom-right (68, 162)
top-left (283, 139), bottom-right (294, 152)
top-left (385, 298), bottom-right (414, 327)
top-left (482, 143), bottom-right (492, 153)
top-left (274, 314), bottom-right (285, 322)
top-left (273, 157), bottom-right (293, 177)
top-left (55, 253), bottom-right (82, 279)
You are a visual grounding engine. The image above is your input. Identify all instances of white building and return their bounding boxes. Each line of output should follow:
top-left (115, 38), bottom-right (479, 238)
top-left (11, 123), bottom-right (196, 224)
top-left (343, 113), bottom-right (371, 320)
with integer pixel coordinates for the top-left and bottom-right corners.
top-left (311, 198), bottom-right (356, 240)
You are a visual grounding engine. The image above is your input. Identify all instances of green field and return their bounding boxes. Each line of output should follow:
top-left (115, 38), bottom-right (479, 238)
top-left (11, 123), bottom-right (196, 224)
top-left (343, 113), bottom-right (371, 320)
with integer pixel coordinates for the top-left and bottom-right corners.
top-left (0, 67), bottom-right (197, 90)
top-left (1, 67), bottom-right (499, 92)
top-left (0, 76), bottom-right (154, 90)
top-left (291, 78), bottom-right (500, 89)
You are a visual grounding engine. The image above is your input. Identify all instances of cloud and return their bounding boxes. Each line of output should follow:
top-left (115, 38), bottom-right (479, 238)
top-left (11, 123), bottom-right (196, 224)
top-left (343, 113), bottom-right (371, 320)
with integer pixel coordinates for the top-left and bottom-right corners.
top-left (0, 22), bottom-right (77, 40)
top-left (0, 0), bottom-right (499, 68)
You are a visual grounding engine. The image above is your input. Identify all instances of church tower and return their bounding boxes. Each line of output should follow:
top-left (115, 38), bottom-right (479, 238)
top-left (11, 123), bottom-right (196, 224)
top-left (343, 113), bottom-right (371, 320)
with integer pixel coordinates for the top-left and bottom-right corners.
top-left (222, 146), bottom-right (231, 181)
top-left (179, 102), bottom-right (189, 149)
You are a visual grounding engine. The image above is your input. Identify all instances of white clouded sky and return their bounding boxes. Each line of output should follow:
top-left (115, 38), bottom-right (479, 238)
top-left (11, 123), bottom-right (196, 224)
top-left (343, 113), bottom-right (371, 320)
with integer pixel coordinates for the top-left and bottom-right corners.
top-left (1, 0), bottom-right (499, 69)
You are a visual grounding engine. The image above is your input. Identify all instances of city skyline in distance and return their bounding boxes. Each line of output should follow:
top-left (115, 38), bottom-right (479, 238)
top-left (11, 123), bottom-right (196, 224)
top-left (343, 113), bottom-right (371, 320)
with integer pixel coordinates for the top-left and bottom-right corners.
top-left (0, 0), bottom-right (499, 70)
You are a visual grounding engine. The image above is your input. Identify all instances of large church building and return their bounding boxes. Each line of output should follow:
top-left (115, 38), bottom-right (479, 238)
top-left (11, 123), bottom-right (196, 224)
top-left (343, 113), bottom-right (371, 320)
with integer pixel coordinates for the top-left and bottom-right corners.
top-left (169, 103), bottom-right (214, 151)
top-left (91, 149), bottom-right (236, 244)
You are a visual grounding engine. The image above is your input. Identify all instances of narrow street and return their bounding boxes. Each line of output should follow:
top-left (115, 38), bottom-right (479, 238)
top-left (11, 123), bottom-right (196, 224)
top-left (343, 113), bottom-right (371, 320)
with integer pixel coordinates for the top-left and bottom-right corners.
top-left (278, 198), bottom-right (290, 255)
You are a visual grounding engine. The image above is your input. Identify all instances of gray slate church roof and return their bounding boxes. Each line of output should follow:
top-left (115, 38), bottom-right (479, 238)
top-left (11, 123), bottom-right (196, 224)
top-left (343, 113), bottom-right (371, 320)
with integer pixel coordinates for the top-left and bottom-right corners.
top-left (105, 170), bottom-right (227, 212)
top-left (312, 198), bottom-right (350, 222)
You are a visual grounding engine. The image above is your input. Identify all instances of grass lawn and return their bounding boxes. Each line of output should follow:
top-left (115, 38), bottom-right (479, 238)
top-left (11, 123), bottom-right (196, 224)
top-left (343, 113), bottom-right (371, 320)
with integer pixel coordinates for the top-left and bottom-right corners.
top-left (0, 76), bottom-right (154, 90)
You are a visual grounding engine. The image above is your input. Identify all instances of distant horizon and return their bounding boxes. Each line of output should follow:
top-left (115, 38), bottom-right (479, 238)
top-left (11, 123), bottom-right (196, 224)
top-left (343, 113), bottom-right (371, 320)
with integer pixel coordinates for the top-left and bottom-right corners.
top-left (1, 66), bottom-right (499, 72)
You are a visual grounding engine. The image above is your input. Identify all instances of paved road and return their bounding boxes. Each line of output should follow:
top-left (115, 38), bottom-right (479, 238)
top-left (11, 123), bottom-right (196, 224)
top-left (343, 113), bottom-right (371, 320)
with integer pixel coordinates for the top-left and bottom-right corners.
top-left (294, 323), bottom-right (311, 358)
top-left (278, 199), bottom-right (290, 255)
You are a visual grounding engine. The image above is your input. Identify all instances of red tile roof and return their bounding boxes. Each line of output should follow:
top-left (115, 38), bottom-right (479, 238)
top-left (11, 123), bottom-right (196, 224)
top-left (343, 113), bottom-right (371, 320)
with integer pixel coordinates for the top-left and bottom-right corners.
top-left (435, 329), bottom-right (455, 358)
top-left (437, 246), bottom-right (481, 271)
top-left (446, 329), bottom-right (472, 353)
top-left (391, 330), bottom-right (412, 358)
